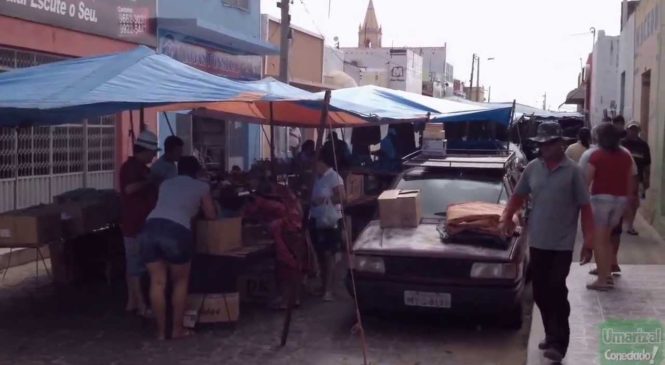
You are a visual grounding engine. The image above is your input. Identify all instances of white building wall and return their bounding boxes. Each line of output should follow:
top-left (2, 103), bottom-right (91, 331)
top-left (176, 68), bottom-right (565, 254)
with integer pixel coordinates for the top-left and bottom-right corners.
top-left (618, 15), bottom-right (636, 120)
top-left (323, 46), bottom-right (345, 76)
top-left (409, 47), bottom-right (446, 82)
top-left (590, 31), bottom-right (620, 125)
top-left (341, 47), bottom-right (423, 93)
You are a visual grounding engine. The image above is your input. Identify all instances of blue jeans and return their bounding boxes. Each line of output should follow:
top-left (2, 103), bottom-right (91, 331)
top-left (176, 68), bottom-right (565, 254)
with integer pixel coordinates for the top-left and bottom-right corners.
top-left (139, 218), bottom-right (194, 265)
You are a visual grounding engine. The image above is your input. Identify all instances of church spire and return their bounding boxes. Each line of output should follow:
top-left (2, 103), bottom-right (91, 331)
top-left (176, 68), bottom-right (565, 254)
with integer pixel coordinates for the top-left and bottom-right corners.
top-left (358, 0), bottom-right (382, 48)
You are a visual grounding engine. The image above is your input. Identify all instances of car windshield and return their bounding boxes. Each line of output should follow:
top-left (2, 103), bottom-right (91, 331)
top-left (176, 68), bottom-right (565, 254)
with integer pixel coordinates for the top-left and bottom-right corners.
top-left (396, 171), bottom-right (506, 218)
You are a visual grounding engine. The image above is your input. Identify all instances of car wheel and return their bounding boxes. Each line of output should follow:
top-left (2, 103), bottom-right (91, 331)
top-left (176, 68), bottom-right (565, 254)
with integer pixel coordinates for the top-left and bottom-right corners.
top-left (502, 303), bottom-right (524, 330)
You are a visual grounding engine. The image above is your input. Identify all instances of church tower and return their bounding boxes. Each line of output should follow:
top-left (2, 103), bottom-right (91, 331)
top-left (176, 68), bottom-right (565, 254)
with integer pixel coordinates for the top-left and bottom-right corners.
top-left (358, 0), bottom-right (382, 48)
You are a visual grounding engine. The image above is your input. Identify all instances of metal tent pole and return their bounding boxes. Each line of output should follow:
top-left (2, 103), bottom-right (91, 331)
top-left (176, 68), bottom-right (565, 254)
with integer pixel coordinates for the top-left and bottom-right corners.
top-left (281, 90), bottom-right (332, 348)
top-left (269, 102), bottom-right (277, 180)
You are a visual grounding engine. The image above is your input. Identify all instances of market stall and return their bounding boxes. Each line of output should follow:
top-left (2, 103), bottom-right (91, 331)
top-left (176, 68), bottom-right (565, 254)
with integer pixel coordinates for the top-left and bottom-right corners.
top-left (0, 47), bottom-right (301, 314)
top-left (0, 46), bottom-right (518, 349)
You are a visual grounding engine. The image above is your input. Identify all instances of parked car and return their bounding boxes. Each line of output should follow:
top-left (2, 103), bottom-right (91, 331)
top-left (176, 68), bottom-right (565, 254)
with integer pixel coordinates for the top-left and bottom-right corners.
top-left (346, 150), bottom-right (528, 328)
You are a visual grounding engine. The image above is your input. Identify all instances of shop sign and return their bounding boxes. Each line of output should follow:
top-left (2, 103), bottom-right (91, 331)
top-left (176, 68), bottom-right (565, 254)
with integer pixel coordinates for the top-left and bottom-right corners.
top-left (0, 0), bottom-right (156, 45)
top-left (159, 33), bottom-right (262, 80)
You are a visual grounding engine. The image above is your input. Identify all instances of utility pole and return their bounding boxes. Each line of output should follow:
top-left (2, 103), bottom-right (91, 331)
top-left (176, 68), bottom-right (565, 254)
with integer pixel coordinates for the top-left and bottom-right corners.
top-left (543, 93), bottom-right (547, 111)
top-left (469, 53), bottom-right (475, 101)
top-left (476, 57), bottom-right (481, 102)
top-left (488, 86), bottom-right (492, 103)
top-left (278, 0), bottom-right (291, 83)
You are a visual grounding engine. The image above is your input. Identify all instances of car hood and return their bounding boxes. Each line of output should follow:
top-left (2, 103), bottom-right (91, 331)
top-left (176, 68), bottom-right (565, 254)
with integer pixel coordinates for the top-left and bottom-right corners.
top-left (352, 220), bottom-right (514, 261)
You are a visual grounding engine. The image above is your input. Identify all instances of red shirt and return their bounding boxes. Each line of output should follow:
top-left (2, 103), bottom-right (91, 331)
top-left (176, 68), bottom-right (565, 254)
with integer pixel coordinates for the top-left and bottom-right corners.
top-left (119, 157), bottom-right (158, 237)
top-left (588, 148), bottom-right (633, 196)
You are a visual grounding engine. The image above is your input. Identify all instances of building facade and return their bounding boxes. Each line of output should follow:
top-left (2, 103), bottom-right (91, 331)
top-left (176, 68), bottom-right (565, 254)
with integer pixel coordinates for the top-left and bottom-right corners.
top-left (632, 0), bottom-right (662, 226)
top-left (464, 86), bottom-right (486, 102)
top-left (342, 48), bottom-right (423, 94)
top-left (410, 47), bottom-right (454, 98)
top-left (261, 15), bottom-right (326, 159)
top-left (0, 1), bottom-right (157, 213)
top-left (618, 1), bottom-right (639, 120)
top-left (590, 31), bottom-right (620, 125)
top-left (358, 0), bottom-right (381, 48)
top-left (156, 0), bottom-right (277, 171)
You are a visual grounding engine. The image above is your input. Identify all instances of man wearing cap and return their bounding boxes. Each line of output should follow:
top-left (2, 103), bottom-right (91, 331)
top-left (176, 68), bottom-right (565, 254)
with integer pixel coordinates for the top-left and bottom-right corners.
top-left (621, 122), bottom-right (651, 235)
top-left (119, 130), bottom-right (160, 316)
top-left (499, 122), bottom-right (594, 362)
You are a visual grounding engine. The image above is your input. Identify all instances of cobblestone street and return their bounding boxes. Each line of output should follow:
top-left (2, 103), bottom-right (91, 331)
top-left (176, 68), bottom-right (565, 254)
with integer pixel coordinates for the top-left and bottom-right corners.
top-left (0, 262), bottom-right (531, 365)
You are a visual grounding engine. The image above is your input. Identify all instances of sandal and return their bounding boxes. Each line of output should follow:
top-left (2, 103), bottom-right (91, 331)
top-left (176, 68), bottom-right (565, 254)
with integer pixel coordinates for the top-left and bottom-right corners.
top-left (586, 281), bottom-right (613, 291)
top-left (171, 329), bottom-right (195, 340)
top-left (589, 266), bottom-right (621, 276)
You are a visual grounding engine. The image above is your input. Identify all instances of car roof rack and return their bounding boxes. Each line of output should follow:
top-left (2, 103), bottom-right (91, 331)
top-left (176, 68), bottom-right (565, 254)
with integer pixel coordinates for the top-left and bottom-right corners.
top-left (402, 149), bottom-right (516, 170)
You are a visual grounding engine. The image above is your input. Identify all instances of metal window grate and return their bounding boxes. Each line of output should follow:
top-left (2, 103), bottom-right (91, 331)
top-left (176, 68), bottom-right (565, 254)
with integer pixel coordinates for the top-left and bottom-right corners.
top-left (0, 48), bottom-right (117, 212)
top-left (0, 47), bottom-right (66, 70)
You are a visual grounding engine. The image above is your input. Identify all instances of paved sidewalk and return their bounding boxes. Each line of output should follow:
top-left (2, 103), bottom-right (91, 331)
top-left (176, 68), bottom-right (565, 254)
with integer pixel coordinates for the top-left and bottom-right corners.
top-left (527, 215), bottom-right (665, 365)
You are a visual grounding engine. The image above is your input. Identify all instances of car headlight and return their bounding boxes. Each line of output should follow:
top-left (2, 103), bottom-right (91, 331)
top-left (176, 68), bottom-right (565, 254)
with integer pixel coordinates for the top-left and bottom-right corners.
top-left (351, 255), bottom-right (386, 274)
top-left (470, 262), bottom-right (520, 279)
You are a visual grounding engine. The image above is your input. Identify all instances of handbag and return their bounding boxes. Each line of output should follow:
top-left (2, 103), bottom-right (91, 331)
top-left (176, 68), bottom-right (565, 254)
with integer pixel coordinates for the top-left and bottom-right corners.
top-left (316, 198), bottom-right (341, 229)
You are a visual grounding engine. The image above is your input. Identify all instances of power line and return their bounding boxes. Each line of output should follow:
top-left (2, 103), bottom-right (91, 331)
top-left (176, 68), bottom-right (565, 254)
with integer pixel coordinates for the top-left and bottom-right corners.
top-left (298, 0), bottom-right (325, 37)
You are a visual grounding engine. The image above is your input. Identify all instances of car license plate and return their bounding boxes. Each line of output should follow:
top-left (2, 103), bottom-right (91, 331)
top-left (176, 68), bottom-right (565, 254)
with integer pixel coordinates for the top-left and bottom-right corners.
top-left (404, 290), bottom-right (451, 308)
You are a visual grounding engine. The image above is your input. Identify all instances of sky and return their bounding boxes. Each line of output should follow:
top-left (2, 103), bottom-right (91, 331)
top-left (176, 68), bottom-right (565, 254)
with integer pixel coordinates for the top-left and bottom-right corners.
top-left (260, 0), bottom-right (623, 110)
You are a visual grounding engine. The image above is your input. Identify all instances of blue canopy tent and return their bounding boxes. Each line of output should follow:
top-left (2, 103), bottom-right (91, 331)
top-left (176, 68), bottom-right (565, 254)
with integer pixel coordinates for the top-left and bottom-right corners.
top-left (0, 46), bottom-right (274, 127)
top-left (199, 84), bottom-right (514, 128)
top-left (319, 86), bottom-right (514, 126)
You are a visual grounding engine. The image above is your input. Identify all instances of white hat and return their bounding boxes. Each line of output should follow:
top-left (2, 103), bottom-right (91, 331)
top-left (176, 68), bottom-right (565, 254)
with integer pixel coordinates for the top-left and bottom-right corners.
top-left (134, 130), bottom-right (160, 151)
top-left (627, 122), bottom-right (641, 130)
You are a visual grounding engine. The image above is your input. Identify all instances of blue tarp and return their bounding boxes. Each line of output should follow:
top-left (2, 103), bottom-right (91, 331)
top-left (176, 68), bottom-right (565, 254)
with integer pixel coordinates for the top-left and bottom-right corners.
top-left (0, 46), bottom-right (271, 127)
top-left (318, 86), bottom-right (514, 126)
top-left (444, 96), bottom-right (583, 121)
top-left (0, 46), bottom-right (514, 128)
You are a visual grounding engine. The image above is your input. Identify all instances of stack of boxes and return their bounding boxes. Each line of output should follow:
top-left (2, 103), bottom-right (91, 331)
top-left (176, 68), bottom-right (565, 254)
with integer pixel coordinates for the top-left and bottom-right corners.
top-left (422, 123), bottom-right (447, 157)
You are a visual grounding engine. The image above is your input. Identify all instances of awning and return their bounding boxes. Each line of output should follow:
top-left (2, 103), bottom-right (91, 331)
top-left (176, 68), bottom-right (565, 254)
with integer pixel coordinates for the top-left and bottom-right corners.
top-left (159, 18), bottom-right (279, 56)
top-left (333, 86), bottom-right (513, 125)
top-left (0, 46), bottom-right (271, 127)
top-left (199, 83), bottom-right (514, 128)
top-left (444, 96), bottom-right (583, 121)
top-left (564, 85), bottom-right (586, 105)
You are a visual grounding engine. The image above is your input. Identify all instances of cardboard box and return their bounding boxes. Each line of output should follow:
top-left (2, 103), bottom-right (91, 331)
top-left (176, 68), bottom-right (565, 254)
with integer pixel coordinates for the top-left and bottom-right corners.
top-left (423, 123), bottom-right (445, 139)
top-left (237, 269), bottom-right (277, 303)
top-left (422, 138), bottom-right (447, 157)
top-left (378, 189), bottom-right (422, 228)
top-left (184, 293), bottom-right (240, 327)
top-left (345, 174), bottom-right (365, 202)
top-left (0, 206), bottom-right (62, 247)
top-left (195, 218), bottom-right (243, 255)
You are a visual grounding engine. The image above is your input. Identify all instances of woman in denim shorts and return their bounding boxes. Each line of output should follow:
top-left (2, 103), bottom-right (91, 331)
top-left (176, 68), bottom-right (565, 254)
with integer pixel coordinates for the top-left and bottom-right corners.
top-left (138, 157), bottom-right (217, 340)
top-left (584, 124), bottom-right (634, 291)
